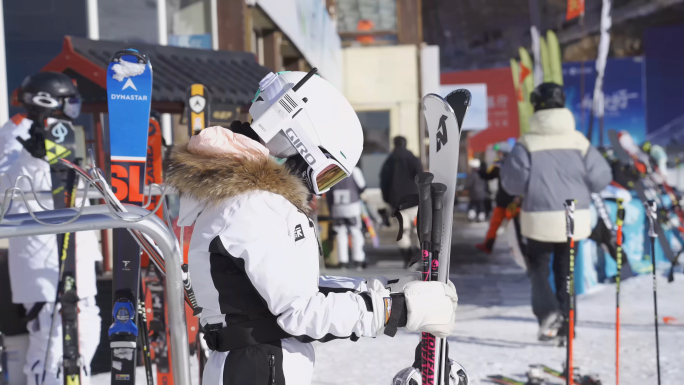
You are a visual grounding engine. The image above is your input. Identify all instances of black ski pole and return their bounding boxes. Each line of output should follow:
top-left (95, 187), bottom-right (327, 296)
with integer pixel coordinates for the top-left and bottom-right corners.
top-left (416, 172), bottom-right (435, 282)
top-left (430, 183), bottom-right (447, 384)
top-left (615, 198), bottom-right (625, 385)
top-left (415, 172), bottom-right (435, 384)
top-left (431, 183), bottom-right (448, 282)
top-left (564, 199), bottom-right (576, 385)
top-left (644, 200), bottom-right (661, 385)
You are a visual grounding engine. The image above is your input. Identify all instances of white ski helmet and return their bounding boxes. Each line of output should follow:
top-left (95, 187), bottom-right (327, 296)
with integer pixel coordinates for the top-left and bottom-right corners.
top-left (249, 70), bottom-right (363, 194)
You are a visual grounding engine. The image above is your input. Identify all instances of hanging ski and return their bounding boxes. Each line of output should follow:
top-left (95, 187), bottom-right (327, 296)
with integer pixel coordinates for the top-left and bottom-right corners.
top-left (140, 113), bottom-right (174, 384)
top-left (607, 129), bottom-right (677, 263)
top-left (180, 103), bottom-right (205, 380)
top-left (106, 48), bottom-right (153, 385)
top-left (41, 119), bottom-right (82, 385)
top-left (186, 83), bottom-right (210, 136)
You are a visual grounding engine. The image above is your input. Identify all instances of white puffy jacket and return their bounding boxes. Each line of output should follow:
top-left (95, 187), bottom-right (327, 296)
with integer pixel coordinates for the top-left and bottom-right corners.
top-left (0, 114), bottom-right (101, 303)
top-left (167, 143), bottom-right (378, 384)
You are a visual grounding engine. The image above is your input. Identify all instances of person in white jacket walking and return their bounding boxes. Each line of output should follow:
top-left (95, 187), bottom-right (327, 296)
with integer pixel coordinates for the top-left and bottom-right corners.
top-left (326, 166), bottom-right (367, 270)
top-left (166, 71), bottom-right (459, 384)
top-left (0, 72), bottom-right (101, 385)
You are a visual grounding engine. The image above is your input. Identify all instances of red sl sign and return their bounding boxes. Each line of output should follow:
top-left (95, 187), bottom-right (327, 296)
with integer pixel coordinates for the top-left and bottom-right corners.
top-left (111, 162), bottom-right (146, 204)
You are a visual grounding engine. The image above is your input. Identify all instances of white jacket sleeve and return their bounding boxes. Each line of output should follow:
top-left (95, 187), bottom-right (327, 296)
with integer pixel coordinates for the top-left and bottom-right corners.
top-left (219, 193), bottom-right (378, 339)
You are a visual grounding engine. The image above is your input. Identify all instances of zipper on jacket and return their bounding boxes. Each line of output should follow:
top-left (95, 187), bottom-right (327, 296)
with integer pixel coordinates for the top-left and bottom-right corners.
top-left (269, 354), bottom-right (276, 385)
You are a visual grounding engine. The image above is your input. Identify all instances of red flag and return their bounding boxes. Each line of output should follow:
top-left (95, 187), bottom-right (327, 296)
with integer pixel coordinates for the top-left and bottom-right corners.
top-left (517, 63), bottom-right (531, 101)
top-left (566, 0), bottom-right (585, 20)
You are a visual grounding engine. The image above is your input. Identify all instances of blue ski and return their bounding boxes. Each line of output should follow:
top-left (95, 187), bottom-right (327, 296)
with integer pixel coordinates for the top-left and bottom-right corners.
top-left (106, 48), bottom-right (152, 385)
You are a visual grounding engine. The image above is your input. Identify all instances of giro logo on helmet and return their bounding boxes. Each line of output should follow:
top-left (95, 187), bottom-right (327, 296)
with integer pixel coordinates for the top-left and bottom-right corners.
top-left (285, 128), bottom-right (316, 166)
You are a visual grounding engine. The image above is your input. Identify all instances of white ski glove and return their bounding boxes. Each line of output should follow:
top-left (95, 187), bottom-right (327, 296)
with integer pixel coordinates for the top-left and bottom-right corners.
top-left (403, 280), bottom-right (458, 338)
top-left (387, 271), bottom-right (422, 293)
top-left (366, 278), bottom-right (391, 334)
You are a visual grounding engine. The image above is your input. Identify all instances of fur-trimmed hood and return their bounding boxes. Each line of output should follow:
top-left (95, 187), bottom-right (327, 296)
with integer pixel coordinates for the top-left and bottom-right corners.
top-left (166, 144), bottom-right (311, 213)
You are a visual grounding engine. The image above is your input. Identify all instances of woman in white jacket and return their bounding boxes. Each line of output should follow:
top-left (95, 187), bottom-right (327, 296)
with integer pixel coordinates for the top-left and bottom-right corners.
top-left (166, 71), bottom-right (458, 384)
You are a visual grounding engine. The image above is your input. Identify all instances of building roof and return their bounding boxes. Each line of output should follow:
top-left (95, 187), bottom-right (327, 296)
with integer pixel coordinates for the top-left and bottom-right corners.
top-left (33, 36), bottom-right (269, 113)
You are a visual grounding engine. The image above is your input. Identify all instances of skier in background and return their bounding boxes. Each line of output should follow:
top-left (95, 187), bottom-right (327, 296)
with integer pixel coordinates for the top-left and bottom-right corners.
top-left (476, 141), bottom-right (520, 253)
top-left (326, 166), bottom-right (367, 270)
top-left (501, 83), bottom-right (612, 341)
top-left (380, 135), bottom-right (424, 267)
top-left (0, 72), bottom-right (102, 384)
top-left (167, 71), bottom-right (459, 384)
top-left (464, 158), bottom-right (487, 222)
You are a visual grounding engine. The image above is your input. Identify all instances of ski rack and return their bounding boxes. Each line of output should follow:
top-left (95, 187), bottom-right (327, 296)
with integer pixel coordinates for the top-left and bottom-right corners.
top-left (0, 175), bottom-right (192, 385)
top-left (0, 172), bottom-right (120, 202)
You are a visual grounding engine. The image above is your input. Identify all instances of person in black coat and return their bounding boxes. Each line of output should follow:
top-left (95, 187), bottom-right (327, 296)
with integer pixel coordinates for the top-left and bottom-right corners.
top-left (380, 136), bottom-right (424, 264)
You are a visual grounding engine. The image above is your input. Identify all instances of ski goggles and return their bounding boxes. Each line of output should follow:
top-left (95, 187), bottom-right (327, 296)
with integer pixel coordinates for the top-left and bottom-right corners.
top-left (62, 96), bottom-right (82, 119)
top-left (251, 69), bottom-right (350, 194)
top-left (24, 93), bottom-right (81, 119)
top-left (281, 126), bottom-right (350, 194)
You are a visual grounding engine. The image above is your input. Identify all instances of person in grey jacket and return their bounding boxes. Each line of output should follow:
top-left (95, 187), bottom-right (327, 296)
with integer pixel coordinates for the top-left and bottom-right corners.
top-left (501, 83), bottom-right (612, 341)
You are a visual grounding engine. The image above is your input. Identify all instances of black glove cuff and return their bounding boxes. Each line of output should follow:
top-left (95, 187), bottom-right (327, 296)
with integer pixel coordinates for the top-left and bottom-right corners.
top-left (383, 293), bottom-right (407, 337)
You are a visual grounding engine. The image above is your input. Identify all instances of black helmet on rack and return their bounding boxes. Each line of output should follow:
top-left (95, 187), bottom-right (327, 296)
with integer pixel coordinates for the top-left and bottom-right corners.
top-left (18, 72), bottom-right (82, 120)
top-left (530, 82), bottom-right (565, 112)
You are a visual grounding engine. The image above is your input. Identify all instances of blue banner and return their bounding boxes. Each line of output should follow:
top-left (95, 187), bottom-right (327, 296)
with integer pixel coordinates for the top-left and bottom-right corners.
top-left (644, 25), bottom-right (684, 146)
top-left (562, 57), bottom-right (647, 146)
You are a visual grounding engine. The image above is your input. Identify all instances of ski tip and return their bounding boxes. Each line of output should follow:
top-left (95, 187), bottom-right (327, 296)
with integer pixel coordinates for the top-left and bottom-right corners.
top-left (445, 89), bottom-right (471, 130)
top-left (446, 89), bottom-right (472, 107)
top-left (109, 48), bottom-right (149, 65)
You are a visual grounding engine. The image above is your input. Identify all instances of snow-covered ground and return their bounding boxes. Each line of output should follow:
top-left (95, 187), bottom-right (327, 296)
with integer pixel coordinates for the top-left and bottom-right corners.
top-left (92, 220), bottom-right (684, 384)
top-left (311, 273), bottom-right (684, 385)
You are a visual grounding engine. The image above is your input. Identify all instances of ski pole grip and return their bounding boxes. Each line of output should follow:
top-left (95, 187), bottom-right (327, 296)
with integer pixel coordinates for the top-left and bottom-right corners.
top-left (616, 198), bottom-right (625, 245)
top-left (644, 200), bottom-right (657, 238)
top-left (430, 183), bottom-right (447, 252)
top-left (564, 199), bottom-right (575, 239)
top-left (415, 172), bottom-right (434, 242)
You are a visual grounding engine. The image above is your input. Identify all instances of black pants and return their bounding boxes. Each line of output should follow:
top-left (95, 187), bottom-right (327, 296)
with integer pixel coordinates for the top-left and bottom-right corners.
top-left (526, 239), bottom-right (577, 325)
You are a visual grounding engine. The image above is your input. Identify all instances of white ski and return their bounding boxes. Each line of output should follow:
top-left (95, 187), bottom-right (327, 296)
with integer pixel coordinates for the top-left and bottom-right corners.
top-left (423, 91), bottom-right (470, 385)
